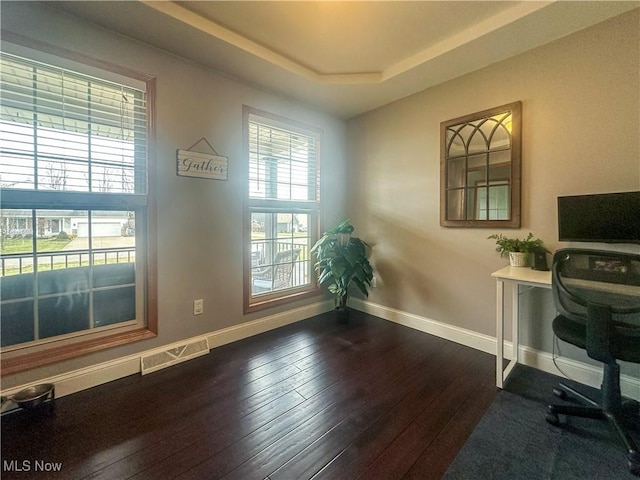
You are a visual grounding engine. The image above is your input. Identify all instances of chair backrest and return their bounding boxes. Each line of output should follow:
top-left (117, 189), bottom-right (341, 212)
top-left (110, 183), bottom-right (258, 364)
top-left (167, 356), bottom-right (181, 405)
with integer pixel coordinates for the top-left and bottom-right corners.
top-left (271, 248), bottom-right (301, 289)
top-left (552, 248), bottom-right (640, 362)
top-left (273, 248), bottom-right (299, 264)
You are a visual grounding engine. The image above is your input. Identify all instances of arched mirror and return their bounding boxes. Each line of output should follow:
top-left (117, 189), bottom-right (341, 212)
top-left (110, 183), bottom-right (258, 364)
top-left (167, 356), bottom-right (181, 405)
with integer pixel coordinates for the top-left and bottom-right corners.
top-left (440, 101), bottom-right (521, 228)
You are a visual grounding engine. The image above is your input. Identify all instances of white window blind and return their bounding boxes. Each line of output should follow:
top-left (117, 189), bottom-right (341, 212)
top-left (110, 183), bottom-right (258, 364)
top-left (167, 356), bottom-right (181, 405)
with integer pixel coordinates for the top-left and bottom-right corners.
top-left (248, 118), bottom-right (318, 203)
top-left (0, 52), bottom-right (147, 203)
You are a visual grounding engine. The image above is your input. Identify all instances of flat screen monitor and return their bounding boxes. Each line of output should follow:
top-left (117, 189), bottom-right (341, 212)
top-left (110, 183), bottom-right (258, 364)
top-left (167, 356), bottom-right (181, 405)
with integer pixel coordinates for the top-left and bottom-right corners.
top-left (557, 191), bottom-right (640, 244)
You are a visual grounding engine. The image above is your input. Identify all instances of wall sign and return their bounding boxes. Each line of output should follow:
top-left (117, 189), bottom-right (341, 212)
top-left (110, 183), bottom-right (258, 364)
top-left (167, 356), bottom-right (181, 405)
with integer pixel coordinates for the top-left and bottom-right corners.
top-left (176, 137), bottom-right (228, 181)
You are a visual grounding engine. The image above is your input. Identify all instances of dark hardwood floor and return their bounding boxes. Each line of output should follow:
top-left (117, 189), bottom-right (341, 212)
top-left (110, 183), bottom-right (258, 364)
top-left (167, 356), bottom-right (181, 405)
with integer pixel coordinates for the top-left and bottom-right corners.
top-left (1, 311), bottom-right (498, 479)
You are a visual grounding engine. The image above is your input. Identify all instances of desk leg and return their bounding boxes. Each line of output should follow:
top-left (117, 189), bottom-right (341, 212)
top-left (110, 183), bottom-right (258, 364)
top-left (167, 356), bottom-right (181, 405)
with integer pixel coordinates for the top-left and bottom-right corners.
top-left (512, 283), bottom-right (519, 367)
top-left (496, 279), bottom-right (505, 388)
top-left (498, 283), bottom-right (520, 387)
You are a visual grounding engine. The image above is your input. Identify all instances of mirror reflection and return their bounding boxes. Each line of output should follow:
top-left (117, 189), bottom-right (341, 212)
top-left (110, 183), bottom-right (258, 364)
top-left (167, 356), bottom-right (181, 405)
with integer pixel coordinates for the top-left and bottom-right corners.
top-left (440, 102), bottom-right (521, 228)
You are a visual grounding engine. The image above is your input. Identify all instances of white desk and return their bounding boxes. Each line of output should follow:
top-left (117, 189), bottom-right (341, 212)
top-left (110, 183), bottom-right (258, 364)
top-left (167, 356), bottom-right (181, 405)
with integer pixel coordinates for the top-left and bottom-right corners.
top-left (492, 266), bottom-right (552, 388)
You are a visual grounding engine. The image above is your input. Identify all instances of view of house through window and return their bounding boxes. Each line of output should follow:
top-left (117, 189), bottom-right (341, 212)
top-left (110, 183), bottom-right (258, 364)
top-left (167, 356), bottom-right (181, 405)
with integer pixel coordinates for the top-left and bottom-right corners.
top-left (0, 50), bottom-right (151, 355)
top-left (245, 108), bottom-right (320, 310)
top-left (0, 209), bottom-right (138, 347)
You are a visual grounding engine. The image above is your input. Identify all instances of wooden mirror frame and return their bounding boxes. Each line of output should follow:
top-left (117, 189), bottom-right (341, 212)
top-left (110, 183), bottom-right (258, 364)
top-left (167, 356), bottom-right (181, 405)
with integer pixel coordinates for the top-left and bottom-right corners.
top-left (440, 101), bottom-right (521, 228)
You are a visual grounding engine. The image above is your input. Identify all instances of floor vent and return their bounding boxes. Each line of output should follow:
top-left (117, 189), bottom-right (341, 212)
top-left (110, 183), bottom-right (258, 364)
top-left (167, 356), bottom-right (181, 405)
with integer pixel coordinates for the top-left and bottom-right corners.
top-left (140, 338), bottom-right (210, 375)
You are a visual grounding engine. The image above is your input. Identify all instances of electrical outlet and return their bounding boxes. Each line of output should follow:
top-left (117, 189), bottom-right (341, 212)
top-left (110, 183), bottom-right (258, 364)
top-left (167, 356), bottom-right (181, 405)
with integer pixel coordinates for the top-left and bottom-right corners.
top-left (193, 299), bottom-right (204, 315)
top-left (371, 277), bottom-right (377, 288)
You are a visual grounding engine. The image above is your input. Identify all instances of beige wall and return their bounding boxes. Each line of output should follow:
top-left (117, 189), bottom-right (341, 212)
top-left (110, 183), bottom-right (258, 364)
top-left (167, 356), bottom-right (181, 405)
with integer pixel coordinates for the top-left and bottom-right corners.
top-left (346, 10), bottom-right (639, 349)
top-left (2, 3), bottom-right (639, 388)
top-left (1, 2), bottom-right (347, 387)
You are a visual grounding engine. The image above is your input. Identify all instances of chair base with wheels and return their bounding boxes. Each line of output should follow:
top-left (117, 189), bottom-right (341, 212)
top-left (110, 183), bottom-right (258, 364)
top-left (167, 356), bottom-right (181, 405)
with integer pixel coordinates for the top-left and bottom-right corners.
top-left (545, 359), bottom-right (640, 475)
top-left (545, 249), bottom-right (640, 476)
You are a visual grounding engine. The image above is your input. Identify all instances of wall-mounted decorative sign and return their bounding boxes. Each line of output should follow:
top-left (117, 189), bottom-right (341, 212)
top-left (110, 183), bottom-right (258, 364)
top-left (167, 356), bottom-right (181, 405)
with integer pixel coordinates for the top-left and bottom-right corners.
top-left (176, 137), bottom-right (228, 181)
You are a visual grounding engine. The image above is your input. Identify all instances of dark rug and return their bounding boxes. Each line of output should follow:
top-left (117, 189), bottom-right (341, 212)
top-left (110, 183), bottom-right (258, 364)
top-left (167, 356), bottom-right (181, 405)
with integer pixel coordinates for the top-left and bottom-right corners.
top-left (444, 365), bottom-right (640, 479)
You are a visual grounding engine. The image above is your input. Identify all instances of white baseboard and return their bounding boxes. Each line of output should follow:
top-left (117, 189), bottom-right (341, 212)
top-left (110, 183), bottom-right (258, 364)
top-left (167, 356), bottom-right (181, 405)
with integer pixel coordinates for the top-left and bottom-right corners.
top-left (349, 298), bottom-right (499, 355)
top-left (205, 300), bottom-right (332, 349)
top-left (3, 297), bottom-right (637, 412)
top-left (519, 345), bottom-right (640, 401)
top-left (1, 300), bottom-right (333, 412)
top-left (350, 298), bottom-right (640, 401)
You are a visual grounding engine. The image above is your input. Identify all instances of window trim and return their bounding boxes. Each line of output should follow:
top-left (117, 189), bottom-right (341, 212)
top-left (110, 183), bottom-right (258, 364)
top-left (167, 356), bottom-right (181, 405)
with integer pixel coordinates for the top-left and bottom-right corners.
top-left (243, 106), bottom-right (321, 313)
top-left (0, 33), bottom-right (157, 376)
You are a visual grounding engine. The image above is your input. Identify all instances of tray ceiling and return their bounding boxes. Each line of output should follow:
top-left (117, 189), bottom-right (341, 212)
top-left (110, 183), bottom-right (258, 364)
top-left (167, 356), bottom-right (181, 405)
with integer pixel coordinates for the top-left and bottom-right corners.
top-left (48, 1), bottom-right (638, 118)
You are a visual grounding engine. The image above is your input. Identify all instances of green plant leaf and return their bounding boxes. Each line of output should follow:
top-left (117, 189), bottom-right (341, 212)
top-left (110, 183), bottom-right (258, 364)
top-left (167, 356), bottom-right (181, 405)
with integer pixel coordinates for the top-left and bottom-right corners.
top-left (342, 245), bottom-right (359, 266)
top-left (317, 270), bottom-right (333, 285)
top-left (488, 232), bottom-right (545, 256)
top-left (325, 219), bottom-right (355, 235)
top-left (352, 277), bottom-right (369, 297)
top-left (311, 220), bottom-right (374, 304)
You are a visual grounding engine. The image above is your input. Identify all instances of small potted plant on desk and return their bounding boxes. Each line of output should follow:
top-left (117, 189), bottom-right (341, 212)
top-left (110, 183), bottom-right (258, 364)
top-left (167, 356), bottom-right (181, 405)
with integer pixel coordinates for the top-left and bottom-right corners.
top-left (488, 232), bottom-right (546, 267)
top-left (311, 219), bottom-right (374, 323)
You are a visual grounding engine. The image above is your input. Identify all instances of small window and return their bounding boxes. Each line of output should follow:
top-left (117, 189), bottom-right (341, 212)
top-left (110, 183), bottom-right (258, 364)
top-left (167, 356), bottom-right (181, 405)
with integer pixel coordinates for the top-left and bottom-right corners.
top-left (244, 107), bottom-right (320, 312)
top-left (0, 47), bottom-right (156, 374)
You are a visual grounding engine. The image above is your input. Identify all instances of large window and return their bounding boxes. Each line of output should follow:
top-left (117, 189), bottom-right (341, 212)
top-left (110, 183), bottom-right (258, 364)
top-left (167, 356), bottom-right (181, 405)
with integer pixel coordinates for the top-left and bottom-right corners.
top-left (0, 45), bottom-right (156, 374)
top-left (244, 107), bottom-right (320, 312)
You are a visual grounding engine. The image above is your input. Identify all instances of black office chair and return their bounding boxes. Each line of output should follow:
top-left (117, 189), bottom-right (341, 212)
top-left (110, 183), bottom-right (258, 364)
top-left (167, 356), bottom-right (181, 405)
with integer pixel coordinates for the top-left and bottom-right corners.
top-left (545, 248), bottom-right (640, 475)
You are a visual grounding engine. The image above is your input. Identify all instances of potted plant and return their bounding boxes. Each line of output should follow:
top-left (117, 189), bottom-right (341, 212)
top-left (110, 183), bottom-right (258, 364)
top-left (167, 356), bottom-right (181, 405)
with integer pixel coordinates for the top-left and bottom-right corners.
top-left (311, 219), bottom-right (374, 323)
top-left (488, 232), bottom-right (545, 267)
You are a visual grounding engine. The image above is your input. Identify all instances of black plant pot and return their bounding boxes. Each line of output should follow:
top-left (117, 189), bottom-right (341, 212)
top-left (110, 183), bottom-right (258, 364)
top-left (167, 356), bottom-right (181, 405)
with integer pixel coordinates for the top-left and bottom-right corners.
top-left (335, 307), bottom-right (350, 324)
